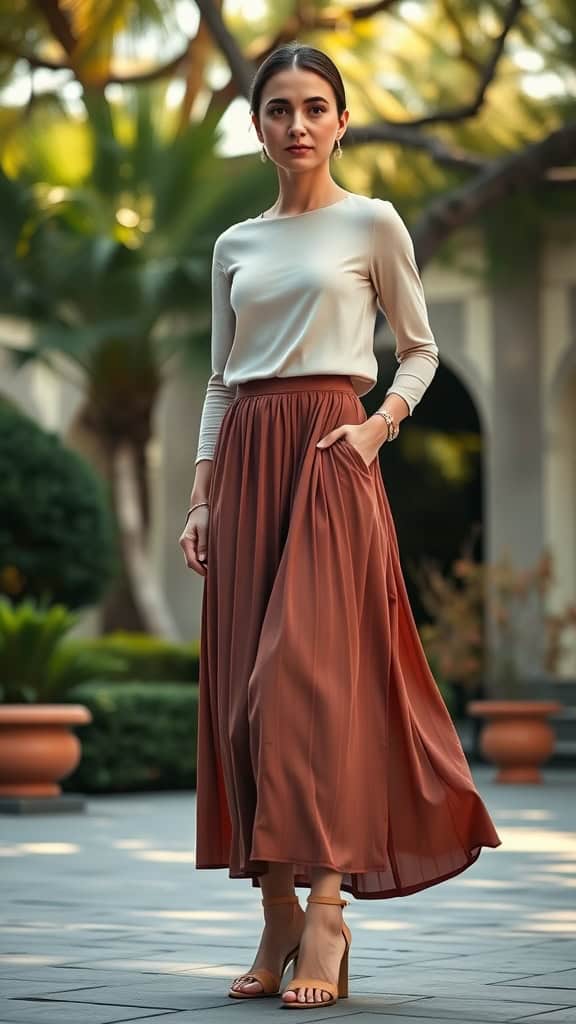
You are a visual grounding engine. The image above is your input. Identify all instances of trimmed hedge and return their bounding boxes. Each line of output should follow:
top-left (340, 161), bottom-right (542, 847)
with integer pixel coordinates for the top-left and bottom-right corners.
top-left (62, 681), bottom-right (198, 792)
top-left (0, 399), bottom-right (116, 609)
top-left (74, 632), bottom-right (199, 683)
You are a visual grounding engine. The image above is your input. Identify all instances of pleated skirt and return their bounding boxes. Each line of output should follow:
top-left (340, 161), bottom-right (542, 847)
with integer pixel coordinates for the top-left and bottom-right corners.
top-left (195, 373), bottom-right (502, 899)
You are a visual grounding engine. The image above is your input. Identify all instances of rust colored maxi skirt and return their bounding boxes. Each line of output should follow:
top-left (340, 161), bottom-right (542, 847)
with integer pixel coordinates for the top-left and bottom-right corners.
top-left (195, 373), bottom-right (502, 900)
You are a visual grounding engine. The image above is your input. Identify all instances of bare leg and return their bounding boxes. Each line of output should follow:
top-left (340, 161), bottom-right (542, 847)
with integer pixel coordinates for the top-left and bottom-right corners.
top-left (260, 861), bottom-right (297, 900)
top-left (281, 866), bottom-right (347, 1005)
top-left (229, 863), bottom-right (305, 995)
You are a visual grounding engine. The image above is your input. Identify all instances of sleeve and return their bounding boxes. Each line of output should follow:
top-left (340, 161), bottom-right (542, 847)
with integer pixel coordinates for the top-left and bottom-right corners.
top-left (369, 199), bottom-right (439, 415)
top-left (195, 246), bottom-right (237, 463)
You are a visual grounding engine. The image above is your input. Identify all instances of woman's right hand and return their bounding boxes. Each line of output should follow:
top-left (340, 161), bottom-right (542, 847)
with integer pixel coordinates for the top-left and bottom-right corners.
top-left (179, 505), bottom-right (209, 577)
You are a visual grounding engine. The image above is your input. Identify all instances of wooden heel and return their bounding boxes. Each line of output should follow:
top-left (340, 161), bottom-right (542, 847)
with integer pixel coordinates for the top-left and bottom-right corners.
top-left (336, 925), bottom-right (350, 995)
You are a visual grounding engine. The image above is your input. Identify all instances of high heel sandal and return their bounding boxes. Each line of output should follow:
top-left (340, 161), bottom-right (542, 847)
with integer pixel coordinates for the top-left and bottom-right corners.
top-left (281, 894), bottom-right (352, 1009)
top-left (228, 894), bottom-right (302, 999)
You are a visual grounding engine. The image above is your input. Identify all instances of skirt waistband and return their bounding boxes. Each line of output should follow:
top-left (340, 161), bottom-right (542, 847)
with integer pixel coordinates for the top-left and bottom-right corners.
top-left (236, 374), bottom-right (356, 397)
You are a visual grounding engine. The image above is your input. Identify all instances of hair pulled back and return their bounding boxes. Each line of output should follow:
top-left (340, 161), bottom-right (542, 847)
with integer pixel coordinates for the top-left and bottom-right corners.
top-left (249, 43), bottom-right (347, 151)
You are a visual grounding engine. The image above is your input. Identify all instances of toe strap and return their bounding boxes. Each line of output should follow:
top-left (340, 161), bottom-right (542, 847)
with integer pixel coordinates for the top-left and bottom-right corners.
top-left (233, 967), bottom-right (279, 992)
top-left (283, 977), bottom-right (338, 997)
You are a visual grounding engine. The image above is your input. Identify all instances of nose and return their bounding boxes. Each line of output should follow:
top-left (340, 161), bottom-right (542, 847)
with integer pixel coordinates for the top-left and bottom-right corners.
top-left (289, 118), bottom-right (306, 138)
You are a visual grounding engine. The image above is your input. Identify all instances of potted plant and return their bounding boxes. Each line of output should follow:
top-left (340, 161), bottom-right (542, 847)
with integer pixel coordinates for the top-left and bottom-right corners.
top-left (0, 598), bottom-right (124, 804)
top-left (416, 534), bottom-right (576, 783)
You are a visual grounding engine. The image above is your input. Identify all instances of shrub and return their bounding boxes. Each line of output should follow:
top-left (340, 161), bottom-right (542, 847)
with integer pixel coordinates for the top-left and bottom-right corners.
top-left (74, 631), bottom-right (199, 682)
top-left (62, 681), bottom-right (199, 792)
top-left (0, 400), bottom-right (116, 609)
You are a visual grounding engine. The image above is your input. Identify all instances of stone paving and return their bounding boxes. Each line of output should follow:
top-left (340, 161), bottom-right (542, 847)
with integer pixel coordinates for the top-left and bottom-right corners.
top-left (1, 766), bottom-right (575, 1023)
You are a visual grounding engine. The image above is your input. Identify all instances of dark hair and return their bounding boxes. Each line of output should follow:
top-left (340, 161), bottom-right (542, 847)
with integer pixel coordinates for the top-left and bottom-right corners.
top-left (249, 42), bottom-right (347, 152)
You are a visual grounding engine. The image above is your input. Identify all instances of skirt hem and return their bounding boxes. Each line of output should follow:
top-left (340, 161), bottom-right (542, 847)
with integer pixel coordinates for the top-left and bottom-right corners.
top-left (194, 841), bottom-right (501, 900)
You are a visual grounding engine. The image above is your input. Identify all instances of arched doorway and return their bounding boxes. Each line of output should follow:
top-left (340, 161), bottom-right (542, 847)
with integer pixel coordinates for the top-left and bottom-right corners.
top-left (364, 349), bottom-right (484, 626)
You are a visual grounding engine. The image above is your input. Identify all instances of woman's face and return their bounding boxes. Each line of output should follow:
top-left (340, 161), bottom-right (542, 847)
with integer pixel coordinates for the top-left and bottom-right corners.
top-left (253, 66), bottom-right (348, 170)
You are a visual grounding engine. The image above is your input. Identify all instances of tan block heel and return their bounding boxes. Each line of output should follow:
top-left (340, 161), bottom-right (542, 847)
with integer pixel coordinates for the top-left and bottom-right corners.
top-left (281, 894), bottom-right (352, 1009)
top-left (228, 894), bottom-right (302, 999)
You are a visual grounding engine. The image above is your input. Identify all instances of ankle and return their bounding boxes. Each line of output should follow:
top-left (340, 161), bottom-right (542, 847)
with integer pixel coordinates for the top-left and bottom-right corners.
top-left (305, 901), bottom-right (344, 932)
top-left (262, 898), bottom-right (303, 928)
top-left (307, 893), bottom-right (346, 909)
top-left (262, 894), bottom-right (299, 911)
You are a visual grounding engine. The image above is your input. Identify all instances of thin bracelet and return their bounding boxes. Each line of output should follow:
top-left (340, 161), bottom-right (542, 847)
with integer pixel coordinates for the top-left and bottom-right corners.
top-left (185, 501), bottom-right (210, 524)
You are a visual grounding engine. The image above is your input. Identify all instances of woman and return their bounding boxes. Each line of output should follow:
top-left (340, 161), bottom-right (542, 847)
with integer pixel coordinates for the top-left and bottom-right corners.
top-left (179, 42), bottom-right (501, 1011)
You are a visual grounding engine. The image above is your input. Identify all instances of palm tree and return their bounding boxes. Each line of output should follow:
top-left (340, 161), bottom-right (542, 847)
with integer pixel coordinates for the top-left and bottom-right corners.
top-left (0, 84), bottom-right (266, 632)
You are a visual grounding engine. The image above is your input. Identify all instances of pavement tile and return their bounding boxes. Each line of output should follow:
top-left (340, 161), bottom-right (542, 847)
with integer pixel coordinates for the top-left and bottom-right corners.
top-left (0, 1000), bottom-right (177, 1023)
top-left (136, 1011), bottom-right (366, 1022)
top-left (483, 986), bottom-right (576, 1006)
top-left (497, 971), bottom-right (576, 990)
top-left (0, 980), bottom-right (109, 998)
top-left (0, 768), bottom-right (575, 1024)
top-left (512, 1010), bottom-right (576, 1022)
top-left (351, 995), bottom-right (575, 1020)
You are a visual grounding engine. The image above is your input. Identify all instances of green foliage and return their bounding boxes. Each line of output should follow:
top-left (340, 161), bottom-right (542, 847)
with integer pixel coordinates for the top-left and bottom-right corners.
top-left (0, 598), bottom-right (125, 703)
top-left (0, 400), bottom-right (117, 609)
top-left (418, 645), bottom-right (458, 720)
top-left (0, 91), bottom-right (268, 384)
top-left (414, 543), bottom-right (576, 699)
top-left (62, 681), bottom-right (199, 792)
top-left (74, 631), bottom-right (199, 682)
top-left (0, 91), bottom-right (270, 487)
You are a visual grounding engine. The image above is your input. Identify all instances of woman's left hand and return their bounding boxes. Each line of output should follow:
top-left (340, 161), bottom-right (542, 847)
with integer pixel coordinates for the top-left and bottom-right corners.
top-left (316, 421), bottom-right (385, 470)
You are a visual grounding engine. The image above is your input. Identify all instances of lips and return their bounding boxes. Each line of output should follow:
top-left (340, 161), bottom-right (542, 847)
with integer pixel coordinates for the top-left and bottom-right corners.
top-left (286, 146), bottom-right (312, 152)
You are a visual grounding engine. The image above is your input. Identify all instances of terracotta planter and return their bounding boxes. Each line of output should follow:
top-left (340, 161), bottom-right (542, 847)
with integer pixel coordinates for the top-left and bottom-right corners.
top-left (0, 704), bottom-right (92, 797)
top-left (467, 700), bottom-right (562, 784)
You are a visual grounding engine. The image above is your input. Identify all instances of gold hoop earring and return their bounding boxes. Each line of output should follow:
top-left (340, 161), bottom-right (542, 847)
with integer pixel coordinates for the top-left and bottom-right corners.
top-left (260, 146), bottom-right (268, 163)
top-left (335, 137), bottom-right (343, 159)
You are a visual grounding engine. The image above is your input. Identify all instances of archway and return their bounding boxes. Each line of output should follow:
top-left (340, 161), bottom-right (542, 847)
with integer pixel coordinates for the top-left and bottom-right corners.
top-left (364, 349), bottom-right (484, 627)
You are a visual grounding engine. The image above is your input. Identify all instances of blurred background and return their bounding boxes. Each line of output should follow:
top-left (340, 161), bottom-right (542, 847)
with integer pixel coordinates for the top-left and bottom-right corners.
top-left (1, 0), bottom-right (575, 796)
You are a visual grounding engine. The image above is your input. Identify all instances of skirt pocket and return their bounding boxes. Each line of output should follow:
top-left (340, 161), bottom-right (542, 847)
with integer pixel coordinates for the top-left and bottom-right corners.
top-left (337, 435), bottom-right (373, 476)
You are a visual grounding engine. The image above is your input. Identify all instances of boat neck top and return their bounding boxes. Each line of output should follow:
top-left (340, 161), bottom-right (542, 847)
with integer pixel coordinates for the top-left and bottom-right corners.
top-left (195, 192), bottom-right (439, 463)
top-left (257, 194), bottom-right (353, 219)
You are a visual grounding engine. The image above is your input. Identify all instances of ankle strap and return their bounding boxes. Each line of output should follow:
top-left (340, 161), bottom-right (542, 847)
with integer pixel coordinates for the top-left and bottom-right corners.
top-left (261, 894), bottom-right (299, 906)
top-left (307, 895), bottom-right (349, 907)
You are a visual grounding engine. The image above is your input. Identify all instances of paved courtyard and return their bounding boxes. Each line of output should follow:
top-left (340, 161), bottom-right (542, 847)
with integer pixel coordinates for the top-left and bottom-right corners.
top-left (1, 766), bottom-right (575, 1023)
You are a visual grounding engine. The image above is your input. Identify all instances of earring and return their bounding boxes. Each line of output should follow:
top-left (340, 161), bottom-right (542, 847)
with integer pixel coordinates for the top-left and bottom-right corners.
top-left (260, 146), bottom-right (268, 163)
top-left (335, 137), bottom-right (343, 159)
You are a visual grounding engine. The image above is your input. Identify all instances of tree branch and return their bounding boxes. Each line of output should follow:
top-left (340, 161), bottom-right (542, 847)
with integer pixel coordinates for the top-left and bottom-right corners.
top-left (349, 0), bottom-right (398, 18)
top-left (0, 41), bottom-right (65, 72)
top-left (345, 122), bottom-right (486, 171)
top-left (194, 0), bottom-right (255, 98)
top-left (0, 40), bottom-right (192, 87)
top-left (438, 0), bottom-right (483, 72)
top-left (32, 0), bottom-right (77, 57)
top-left (412, 121), bottom-right (576, 267)
top-left (391, 0), bottom-right (524, 127)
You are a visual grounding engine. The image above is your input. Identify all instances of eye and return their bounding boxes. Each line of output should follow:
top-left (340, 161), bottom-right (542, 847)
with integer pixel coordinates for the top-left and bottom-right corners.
top-left (268, 105), bottom-right (327, 116)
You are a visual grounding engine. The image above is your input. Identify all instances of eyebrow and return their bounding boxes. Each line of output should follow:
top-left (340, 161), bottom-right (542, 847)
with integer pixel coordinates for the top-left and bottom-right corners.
top-left (264, 96), bottom-right (329, 106)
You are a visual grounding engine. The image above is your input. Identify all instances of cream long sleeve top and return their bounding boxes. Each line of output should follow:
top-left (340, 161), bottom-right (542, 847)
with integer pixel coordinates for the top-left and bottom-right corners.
top-left (195, 192), bottom-right (439, 463)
